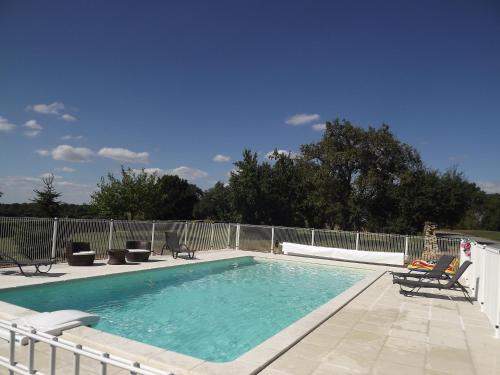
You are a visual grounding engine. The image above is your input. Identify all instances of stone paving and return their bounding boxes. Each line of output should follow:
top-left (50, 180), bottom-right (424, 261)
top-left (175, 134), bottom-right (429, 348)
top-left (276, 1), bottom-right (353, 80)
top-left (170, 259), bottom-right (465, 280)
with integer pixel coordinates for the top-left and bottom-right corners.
top-left (0, 251), bottom-right (498, 374)
top-left (262, 272), bottom-right (500, 375)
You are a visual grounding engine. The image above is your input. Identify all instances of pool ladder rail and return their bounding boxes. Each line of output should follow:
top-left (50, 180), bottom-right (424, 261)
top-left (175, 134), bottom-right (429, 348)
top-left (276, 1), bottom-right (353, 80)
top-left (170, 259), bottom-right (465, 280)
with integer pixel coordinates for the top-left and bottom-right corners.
top-left (0, 319), bottom-right (173, 375)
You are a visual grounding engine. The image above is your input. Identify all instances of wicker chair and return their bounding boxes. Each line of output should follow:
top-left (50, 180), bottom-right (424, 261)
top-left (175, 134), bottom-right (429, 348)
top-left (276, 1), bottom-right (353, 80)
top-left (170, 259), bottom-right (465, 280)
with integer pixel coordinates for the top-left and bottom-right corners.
top-left (66, 242), bottom-right (95, 266)
top-left (125, 240), bottom-right (151, 262)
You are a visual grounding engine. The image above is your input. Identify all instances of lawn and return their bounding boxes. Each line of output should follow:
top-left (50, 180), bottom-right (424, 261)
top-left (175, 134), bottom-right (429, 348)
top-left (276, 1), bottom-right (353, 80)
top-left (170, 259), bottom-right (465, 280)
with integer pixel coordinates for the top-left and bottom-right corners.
top-left (446, 229), bottom-right (500, 242)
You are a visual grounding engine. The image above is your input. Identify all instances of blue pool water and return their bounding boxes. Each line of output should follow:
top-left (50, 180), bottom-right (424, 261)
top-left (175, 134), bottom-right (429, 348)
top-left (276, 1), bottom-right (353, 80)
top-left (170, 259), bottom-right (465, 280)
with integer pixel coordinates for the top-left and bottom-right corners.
top-left (0, 257), bottom-right (368, 362)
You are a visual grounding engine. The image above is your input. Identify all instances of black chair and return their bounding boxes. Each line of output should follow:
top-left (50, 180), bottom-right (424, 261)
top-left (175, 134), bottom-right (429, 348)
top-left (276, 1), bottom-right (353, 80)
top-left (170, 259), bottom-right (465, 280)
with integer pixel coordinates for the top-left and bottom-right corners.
top-left (393, 261), bottom-right (473, 303)
top-left (391, 255), bottom-right (456, 281)
top-left (162, 231), bottom-right (195, 259)
top-left (0, 251), bottom-right (55, 276)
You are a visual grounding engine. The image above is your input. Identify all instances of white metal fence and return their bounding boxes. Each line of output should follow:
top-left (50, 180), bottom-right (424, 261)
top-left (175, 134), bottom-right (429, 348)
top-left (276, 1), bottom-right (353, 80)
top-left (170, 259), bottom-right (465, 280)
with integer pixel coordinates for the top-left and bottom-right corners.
top-left (461, 243), bottom-right (500, 338)
top-left (0, 217), bottom-right (461, 264)
top-left (0, 319), bottom-right (172, 375)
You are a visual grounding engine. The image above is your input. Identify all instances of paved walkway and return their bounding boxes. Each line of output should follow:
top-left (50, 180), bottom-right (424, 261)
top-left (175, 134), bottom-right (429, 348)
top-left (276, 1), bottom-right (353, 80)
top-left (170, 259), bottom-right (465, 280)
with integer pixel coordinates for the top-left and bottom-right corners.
top-left (261, 272), bottom-right (500, 375)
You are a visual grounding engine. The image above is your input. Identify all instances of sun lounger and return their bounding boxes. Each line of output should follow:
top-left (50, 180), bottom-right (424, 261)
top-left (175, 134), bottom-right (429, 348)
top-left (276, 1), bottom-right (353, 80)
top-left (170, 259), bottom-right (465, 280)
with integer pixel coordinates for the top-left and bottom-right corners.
top-left (0, 310), bottom-right (99, 345)
top-left (391, 255), bottom-right (456, 281)
top-left (0, 252), bottom-right (55, 276)
top-left (163, 231), bottom-right (195, 259)
top-left (393, 261), bottom-right (473, 303)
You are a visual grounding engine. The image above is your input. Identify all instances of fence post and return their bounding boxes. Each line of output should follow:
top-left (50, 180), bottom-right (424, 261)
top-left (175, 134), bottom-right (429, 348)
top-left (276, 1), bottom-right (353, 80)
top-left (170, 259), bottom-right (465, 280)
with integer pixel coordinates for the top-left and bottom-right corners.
top-left (236, 224), bottom-right (240, 250)
top-left (108, 219), bottom-right (114, 250)
top-left (184, 221), bottom-right (188, 245)
top-left (210, 222), bottom-right (215, 249)
top-left (404, 235), bottom-right (409, 261)
top-left (270, 226), bottom-right (275, 252)
top-left (496, 252), bottom-right (500, 338)
top-left (355, 232), bottom-right (360, 250)
top-left (51, 217), bottom-right (58, 259)
top-left (226, 224), bottom-right (231, 249)
top-left (151, 221), bottom-right (156, 253)
top-left (311, 229), bottom-right (315, 246)
top-left (480, 245), bottom-right (487, 312)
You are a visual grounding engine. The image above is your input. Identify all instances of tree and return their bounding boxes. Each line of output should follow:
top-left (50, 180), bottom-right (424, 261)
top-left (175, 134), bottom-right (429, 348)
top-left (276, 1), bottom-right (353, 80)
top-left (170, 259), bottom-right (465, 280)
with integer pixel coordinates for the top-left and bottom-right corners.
top-left (156, 175), bottom-right (202, 220)
top-left (194, 182), bottom-right (233, 221)
top-left (31, 174), bottom-right (62, 217)
top-left (229, 150), bottom-right (264, 224)
top-left (299, 120), bottom-right (422, 231)
top-left (90, 167), bottom-right (159, 220)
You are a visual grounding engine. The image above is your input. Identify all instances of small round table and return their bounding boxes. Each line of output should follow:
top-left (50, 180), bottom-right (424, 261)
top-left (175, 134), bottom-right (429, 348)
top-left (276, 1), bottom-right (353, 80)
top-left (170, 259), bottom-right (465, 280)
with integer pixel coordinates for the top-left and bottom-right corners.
top-left (108, 249), bottom-right (128, 265)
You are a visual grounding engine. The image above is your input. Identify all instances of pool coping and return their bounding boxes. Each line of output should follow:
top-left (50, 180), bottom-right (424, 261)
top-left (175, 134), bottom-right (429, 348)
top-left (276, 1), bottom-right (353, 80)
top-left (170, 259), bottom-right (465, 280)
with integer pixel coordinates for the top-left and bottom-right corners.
top-left (0, 251), bottom-right (388, 375)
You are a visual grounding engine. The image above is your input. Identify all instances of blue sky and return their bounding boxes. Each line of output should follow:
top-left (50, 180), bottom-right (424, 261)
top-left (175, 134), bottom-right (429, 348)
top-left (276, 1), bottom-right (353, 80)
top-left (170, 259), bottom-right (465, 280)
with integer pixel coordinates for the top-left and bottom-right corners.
top-left (1, 0), bottom-right (499, 203)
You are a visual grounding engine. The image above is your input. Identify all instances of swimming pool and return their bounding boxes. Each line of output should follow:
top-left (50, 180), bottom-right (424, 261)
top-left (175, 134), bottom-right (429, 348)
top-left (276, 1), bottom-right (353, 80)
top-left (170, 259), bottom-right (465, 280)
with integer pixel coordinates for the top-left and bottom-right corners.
top-left (0, 256), bottom-right (369, 362)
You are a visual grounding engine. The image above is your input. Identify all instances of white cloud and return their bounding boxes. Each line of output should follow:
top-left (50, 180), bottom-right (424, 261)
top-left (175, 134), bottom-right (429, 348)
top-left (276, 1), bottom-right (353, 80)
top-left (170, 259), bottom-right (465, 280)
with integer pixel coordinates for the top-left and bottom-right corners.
top-left (23, 119), bottom-right (43, 137)
top-left (266, 149), bottom-right (300, 159)
top-left (61, 135), bottom-right (84, 140)
top-left (55, 167), bottom-right (76, 173)
top-left (35, 149), bottom-right (50, 156)
top-left (40, 173), bottom-right (62, 179)
top-left (24, 130), bottom-right (41, 137)
top-left (27, 102), bottom-right (65, 115)
top-left (227, 168), bottom-right (239, 177)
top-left (285, 113), bottom-right (320, 126)
top-left (311, 123), bottom-right (326, 131)
top-left (52, 145), bottom-right (94, 162)
top-left (477, 181), bottom-right (500, 194)
top-left (61, 113), bottom-right (77, 122)
top-left (0, 116), bottom-right (16, 132)
top-left (132, 166), bottom-right (208, 181)
top-left (213, 154), bottom-right (231, 162)
top-left (0, 175), bottom-right (93, 204)
top-left (98, 147), bottom-right (149, 163)
top-left (23, 120), bottom-right (43, 130)
top-left (169, 166), bottom-right (208, 180)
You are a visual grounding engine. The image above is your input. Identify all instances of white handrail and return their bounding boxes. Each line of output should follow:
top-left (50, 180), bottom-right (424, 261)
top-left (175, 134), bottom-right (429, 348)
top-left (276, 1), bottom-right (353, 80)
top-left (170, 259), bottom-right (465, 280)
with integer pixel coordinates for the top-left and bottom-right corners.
top-left (0, 320), bottom-right (173, 375)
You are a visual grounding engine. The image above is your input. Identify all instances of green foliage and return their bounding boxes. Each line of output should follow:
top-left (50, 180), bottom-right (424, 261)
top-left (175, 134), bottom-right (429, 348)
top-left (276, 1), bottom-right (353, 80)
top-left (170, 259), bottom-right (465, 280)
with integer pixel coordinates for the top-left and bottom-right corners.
top-left (194, 182), bottom-right (233, 221)
top-left (196, 120), bottom-right (486, 234)
top-left (90, 167), bottom-right (160, 220)
top-left (31, 174), bottom-right (62, 217)
top-left (156, 175), bottom-right (202, 220)
top-left (90, 167), bottom-right (201, 220)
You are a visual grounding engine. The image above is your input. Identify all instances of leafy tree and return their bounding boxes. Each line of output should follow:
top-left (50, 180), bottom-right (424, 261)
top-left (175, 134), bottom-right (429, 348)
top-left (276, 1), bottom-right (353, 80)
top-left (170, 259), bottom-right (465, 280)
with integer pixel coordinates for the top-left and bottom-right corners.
top-left (156, 175), bottom-right (202, 220)
top-left (299, 120), bottom-right (422, 230)
top-left (91, 167), bottom-right (159, 220)
top-left (194, 182), bottom-right (233, 221)
top-left (229, 149), bottom-right (264, 224)
top-left (31, 174), bottom-right (62, 217)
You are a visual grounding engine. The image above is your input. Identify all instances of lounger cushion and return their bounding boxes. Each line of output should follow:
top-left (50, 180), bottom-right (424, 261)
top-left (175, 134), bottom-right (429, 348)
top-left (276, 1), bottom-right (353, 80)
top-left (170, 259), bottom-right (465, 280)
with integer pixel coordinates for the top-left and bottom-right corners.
top-left (73, 251), bottom-right (95, 256)
top-left (127, 249), bottom-right (150, 253)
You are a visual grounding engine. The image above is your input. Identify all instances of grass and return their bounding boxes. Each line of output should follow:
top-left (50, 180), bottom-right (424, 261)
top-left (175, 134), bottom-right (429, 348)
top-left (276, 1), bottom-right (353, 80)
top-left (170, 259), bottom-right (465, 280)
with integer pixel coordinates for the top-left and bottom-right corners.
top-left (444, 229), bottom-right (500, 242)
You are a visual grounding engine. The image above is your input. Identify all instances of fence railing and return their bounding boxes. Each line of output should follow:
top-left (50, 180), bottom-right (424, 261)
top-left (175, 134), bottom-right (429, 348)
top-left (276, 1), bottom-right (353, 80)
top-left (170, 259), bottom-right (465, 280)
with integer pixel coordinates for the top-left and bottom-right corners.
top-left (462, 243), bottom-right (500, 338)
top-left (0, 217), bottom-right (461, 263)
top-left (0, 319), bottom-right (171, 375)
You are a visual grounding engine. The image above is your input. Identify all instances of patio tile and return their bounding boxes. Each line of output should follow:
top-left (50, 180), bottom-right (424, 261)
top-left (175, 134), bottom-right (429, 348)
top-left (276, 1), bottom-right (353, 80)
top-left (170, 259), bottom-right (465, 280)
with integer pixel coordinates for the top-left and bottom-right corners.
top-left (371, 360), bottom-right (425, 375)
top-left (321, 349), bottom-right (375, 374)
top-left (377, 345), bottom-right (425, 366)
top-left (267, 354), bottom-right (321, 375)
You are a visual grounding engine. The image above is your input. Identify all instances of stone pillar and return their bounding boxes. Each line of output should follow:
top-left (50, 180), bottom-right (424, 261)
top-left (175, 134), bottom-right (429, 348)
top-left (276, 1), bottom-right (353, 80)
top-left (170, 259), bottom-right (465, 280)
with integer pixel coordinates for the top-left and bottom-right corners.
top-left (422, 221), bottom-right (440, 260)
